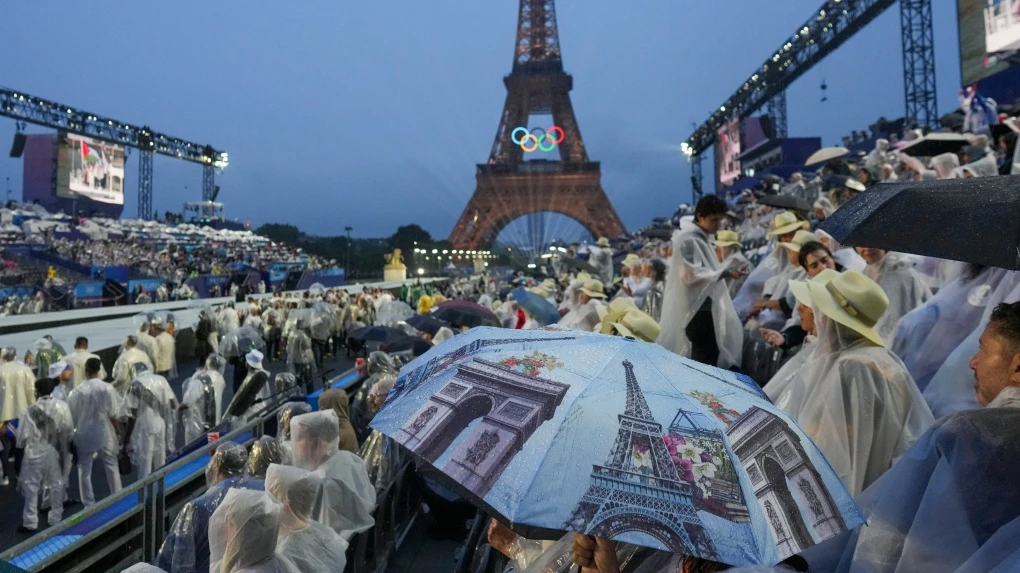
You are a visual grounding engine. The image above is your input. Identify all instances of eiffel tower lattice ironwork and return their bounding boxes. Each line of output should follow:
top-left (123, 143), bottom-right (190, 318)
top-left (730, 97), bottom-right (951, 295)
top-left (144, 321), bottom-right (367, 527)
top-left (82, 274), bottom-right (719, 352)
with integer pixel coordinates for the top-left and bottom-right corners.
top-left (565, 360), bottom-right (718, 558)
top-left (448, 0), bottom-right (626, 250)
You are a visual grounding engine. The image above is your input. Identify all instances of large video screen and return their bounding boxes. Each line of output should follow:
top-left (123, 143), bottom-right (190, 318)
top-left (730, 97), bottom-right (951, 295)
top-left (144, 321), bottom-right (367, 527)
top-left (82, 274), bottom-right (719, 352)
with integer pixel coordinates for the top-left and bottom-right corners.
top-left (56, 132), bottom-right (125, 205)
top-left (715, 118), bottom-right (741, 190)
top-left (959, 0), bottom-right (1020, 86)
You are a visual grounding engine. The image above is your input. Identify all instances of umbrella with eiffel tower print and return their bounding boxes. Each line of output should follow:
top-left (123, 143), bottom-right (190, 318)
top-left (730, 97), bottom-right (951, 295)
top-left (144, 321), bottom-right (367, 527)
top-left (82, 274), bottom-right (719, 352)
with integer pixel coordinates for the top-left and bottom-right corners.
top-left (370, 327), bottom-right (864, 567)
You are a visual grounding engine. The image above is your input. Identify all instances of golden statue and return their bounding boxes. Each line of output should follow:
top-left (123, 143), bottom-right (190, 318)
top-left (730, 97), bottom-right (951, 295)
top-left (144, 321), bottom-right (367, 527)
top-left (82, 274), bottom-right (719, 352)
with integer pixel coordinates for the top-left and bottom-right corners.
top-left (384, 249), bottom-right (406, 270)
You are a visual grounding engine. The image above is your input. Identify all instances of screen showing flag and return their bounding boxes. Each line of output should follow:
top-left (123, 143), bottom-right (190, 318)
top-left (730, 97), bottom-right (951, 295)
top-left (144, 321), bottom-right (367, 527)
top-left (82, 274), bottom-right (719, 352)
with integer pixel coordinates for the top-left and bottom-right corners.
top-left (959, 0), bottom-right (1020, 86)
top-left (56, 132), bottom-right (126, 205)
top-left (715, 118), bottom-right (741, 191)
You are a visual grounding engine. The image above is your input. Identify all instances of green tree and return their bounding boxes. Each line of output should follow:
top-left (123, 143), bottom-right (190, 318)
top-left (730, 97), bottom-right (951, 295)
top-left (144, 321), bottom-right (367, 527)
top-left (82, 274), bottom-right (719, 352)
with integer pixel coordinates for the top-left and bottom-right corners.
top-left (389, 224), bottom-right (433, 255)
top-left (256, 223), bottom-right (301, 245)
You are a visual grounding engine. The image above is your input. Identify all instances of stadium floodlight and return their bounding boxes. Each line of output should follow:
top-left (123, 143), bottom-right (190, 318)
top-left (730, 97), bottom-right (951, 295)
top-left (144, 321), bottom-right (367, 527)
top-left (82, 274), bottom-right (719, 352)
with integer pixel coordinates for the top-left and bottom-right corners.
top-left (417, 268), bottom-right (425, 275)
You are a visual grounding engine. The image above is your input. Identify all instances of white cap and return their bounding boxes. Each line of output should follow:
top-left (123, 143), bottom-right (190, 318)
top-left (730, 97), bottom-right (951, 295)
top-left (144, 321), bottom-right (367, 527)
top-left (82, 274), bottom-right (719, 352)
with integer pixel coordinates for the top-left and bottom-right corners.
top-left (245, 349), bottom-right (264, 369)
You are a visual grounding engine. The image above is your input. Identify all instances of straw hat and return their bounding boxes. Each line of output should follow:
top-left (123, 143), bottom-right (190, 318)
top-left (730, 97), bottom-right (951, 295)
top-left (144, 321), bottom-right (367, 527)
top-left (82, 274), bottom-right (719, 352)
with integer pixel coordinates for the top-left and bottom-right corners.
top-left (779, 230), bottom-right (820, 253)
top-left (579, 279), bottom-right (607, 299)
top-left (597, 237), bottom-right (611, 248)
top-left (798, 270), bottom-right (889, 347)
top-left (715, 230), bottom-right (741, 248)
top-left (767, 212), bottom-right (810, 238)
top-left (788, 268), bottom-right (840, 307)
top-left (596, 297), bottom-right (640, 332)
top-left (611, 310), bottom-right (661, 343)
top-left (844, 178), bottom-right (866, 193)
top-left (575, 270), bottom-right (592, 283)
top-left (621, 253), bottom-right (642, 267)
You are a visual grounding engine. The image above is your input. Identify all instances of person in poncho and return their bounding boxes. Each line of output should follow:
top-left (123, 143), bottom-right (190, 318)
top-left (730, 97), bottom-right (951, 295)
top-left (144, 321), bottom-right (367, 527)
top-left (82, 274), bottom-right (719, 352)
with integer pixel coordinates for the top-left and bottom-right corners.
top-left (656, 195), bottom-right (744, 368)
top-left (766, 270), bottom-right (933, 496)
top-left (855, 247), bottom-right (932, 345)
top-left (0, 347), bottom-right (36, 483)
top-left (121, 367), bottom-right (177, 478)
top-left (17, 378), bottom-right (72, 533)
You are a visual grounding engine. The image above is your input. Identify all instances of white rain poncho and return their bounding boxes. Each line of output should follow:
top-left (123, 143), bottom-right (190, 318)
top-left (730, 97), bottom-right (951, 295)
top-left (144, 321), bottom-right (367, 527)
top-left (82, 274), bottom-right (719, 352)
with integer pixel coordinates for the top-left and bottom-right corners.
top-left (68, 377), bottom-right (122, 455)
top-left (767, 312), bottom-right (934, 496)
top-left (153, 331), bottom-right (177, 379)
top-left (376, 301), bottom-right (413, 328)
top-left (123, 373), bottom-right (177, 476)
top-left (923, 272), bottom-right (1020, 417)
top-left (181, 366), bottom-right (225, 444)
top-left (757, 259), bottom-right (804, 331)
top-left (557, 299), bottom-right (602, 332)
top-left (763, 336), bottom-right (816, 404)
top-left (112, 340), bottom-right (154, 396)
top-left (433, 326), bottom-right (455, 344)
top-left (135, 326), bottom-right (158, 366)
top-left (801, 401), bottom-right (1020, 572)
top-left (62, 349), bottom-right (105, 390)
top-left (209, 489), bottom-right (298, 573)
top-left (864, 253), bottom-right (932, 344)
top-left (656, 227), bottom-right (743, 368)
top-left (0, 349), bottom-right (36, 421)
top-left (733, 241), bottom-right (784, 321)
top-left (720, 250), bottom-right (751, 299)
top-left (557, 280), bottom-right (583, 313)
top-left (17, 394), bottom-right (73, 529)
top-left (266, 464), bottom-right (349, 573)
top-left (588, 247), bottom-right (613, 286)
top-left (891, 266), bottom-right (1007, 392)
top-left (913, 256), bottom-right (966, 292)
top-left (218, 307), bottom-right (241, 337)
top-left (277, 402), bottom-right (312, 459)
top-left (290, 410), bottom-right (375, 539)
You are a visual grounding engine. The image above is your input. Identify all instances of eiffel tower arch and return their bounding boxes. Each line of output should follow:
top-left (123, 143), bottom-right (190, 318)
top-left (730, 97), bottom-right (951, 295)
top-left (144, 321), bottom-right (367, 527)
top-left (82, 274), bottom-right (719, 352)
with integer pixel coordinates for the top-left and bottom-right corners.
top-left (448, 0), bottom-right (626, 251)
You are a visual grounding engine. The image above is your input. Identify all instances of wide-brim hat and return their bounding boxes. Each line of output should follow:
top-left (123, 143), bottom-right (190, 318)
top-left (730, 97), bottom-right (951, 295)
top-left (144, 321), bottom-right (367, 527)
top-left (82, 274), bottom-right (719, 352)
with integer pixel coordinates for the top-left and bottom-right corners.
top-left (597, 237), bottom-right (611, 248)
top-left (788, 268), bottom-right (841, 308)
top-left (778, 230), bottom-right (820, 253)
top-left (844, 178), bottom-right (867, 193)
top-left (579, 279), bottom-right (607, 299)
top-left (48, 360), bottom-right (70, 378)
top-left (621, 253), bottom-right (642, 267)
top-left (715, 230), bottom-right (741, 248)
top-left (611, 311), bottom-right (661, 343)
top-left (766, 211), bottom-right (810, 238)
top-left (596, 297), bottom-right (639, 327)
top-left (245, 349), bottom-right (265, 369)
top-left (800, 270), bottom-right (889, 347)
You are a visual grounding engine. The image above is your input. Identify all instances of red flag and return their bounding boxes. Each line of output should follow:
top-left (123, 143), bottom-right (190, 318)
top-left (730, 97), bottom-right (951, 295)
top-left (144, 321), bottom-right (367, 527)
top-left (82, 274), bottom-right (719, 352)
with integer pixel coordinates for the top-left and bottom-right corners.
top-left (81, 141), bottom-right (90, 160)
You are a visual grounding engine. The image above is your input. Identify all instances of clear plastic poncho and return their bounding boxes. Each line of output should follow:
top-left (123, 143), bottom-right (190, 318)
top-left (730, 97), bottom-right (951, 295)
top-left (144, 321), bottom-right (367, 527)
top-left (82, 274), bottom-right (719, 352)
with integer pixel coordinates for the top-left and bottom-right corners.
top-left (766, 311), bottom-right (934, 496)
top-left (588, 247), bottom-right (614, 286)
top-left (247, 436), bottom-right (290, 479)
top-left (358, 429), bottom-right (405, 492)
top-left (376, 300), bottom-right (414, 328)
top-left (556, 299), bottom-right (601, 332)
top-left (864, 253), bottom-right (933, 345)
top-left (801, 404), bottom-right (1020, 572)
top-left (67, 377), bottom-right (122, 454)
top-left (153, 331), bottom-right (177, 379)
top-left (290, 410), bottom-right (376, 539)
top-left (308, 302), bottom-right (337, 342)
top-left (124, 373), bottom-right (177, 460)
top-left (266, 464), bottom-right (349, 573)
top-left (890, 266), bottom-right (1007, 392)
top-left (1, 350), bottom-right (37, 421)
top-left (923, 272), bottom-right (1020, 417)
top-left (209, 489), bottom-right (298, 573)
top-left (17, 395), bottom-right (73, 473)
top-left (219, 326), bottom-right (267, 360)
top-left (733, 240), bottom-right (787, 321)
top-left (112, 341), bottom-right (153, 396)
top-left (655, 227), bottom-right (743, 368)
top-left (181, 371), bottom-right (223, 444)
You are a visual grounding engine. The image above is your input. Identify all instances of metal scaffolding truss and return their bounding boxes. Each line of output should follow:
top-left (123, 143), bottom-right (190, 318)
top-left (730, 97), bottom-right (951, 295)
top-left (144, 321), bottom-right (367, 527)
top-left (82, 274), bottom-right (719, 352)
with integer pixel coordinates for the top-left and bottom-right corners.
top-left (682, 0), bottom-right (897, 158)
top-left (0, 87), bottom-right (227, 219)
top-left (901, 0), bottom-right (938, 130)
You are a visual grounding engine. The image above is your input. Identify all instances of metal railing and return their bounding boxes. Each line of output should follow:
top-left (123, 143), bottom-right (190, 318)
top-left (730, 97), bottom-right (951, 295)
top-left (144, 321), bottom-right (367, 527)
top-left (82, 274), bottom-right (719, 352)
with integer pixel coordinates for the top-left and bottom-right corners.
top-left (1, 364), bottom-right (423, 573)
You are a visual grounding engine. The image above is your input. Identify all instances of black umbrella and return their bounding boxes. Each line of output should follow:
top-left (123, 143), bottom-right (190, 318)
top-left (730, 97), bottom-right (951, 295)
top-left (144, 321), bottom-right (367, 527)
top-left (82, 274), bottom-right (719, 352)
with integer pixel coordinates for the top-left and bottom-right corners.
top-left (432, 300), bottom-right (501, 328)
top-left (817, 175), bottom-right (1020, 269)
top-left (350, 325), bottom-right (406, 344)
top-left (406, 314), bottom-right (449, 336)
top-left (898, 133), bottom-right (970, 157)
top-left (756, 194), bottom-right (813, 212)
top-left (558, 257), bottom-right (599, 274)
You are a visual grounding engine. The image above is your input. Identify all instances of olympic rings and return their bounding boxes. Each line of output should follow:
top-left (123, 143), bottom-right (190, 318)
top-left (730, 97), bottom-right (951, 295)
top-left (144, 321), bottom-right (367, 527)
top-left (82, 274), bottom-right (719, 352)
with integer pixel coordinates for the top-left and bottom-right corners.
top-left (510, 125), bottom-right (565, 152)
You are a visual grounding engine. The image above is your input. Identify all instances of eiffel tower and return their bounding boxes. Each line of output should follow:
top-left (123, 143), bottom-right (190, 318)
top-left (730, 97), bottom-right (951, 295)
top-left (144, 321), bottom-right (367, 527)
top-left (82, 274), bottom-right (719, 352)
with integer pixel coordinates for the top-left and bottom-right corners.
top-left (565, 360), bottom-right (718, 559)
top-left (448, 0), bottom-right (626, 250)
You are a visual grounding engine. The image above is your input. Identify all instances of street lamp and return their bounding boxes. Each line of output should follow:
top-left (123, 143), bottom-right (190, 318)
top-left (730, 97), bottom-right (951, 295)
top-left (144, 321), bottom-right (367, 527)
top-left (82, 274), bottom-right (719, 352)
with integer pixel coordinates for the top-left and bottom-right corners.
top-left (344, 226), bottom-right (353, 277)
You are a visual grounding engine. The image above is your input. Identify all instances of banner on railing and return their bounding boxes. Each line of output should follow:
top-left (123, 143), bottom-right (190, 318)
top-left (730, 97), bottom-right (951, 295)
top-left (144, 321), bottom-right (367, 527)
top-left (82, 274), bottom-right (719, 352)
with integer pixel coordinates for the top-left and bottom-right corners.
top-left (73, 282), bottom-right (105, 299)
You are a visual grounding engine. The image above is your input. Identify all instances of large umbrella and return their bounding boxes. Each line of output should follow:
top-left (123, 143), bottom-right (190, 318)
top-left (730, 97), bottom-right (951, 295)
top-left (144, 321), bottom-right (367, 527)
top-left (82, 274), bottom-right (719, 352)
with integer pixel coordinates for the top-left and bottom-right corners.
top-left (897, 132), bottom-right (970, 157)
top-left (804, 146), bottom-right (850, 166)
top-left (377, 300), bottom-right (415, 327)
top-left (372, 328), bottom-right (863, 566)
top-left (432, 300), bottom-right (500, 328)
top-left (756, 194), bottom-right (813, 213)
top-left (818, 175), bottom-right (1020, 269)
top-left (406, 314), bottom-right (450, 336)
top-left (510, 287), bottom-right (560, 325)
top-left (350, 325), bottom-right (406, 344)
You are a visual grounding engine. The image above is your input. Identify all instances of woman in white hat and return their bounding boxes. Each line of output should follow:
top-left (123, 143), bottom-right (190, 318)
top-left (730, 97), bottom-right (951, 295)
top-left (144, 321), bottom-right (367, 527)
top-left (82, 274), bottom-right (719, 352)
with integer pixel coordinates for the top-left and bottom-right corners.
top-left (557, 280), bottom-right (607, 332)
top-left (589, 238), bottom-right (614, 287)
top-left (854, 247), bottom-right (932, 345)
top-left (767, 270), bottom-right (933, 495)
top-left (732, 210), bottom-right (809, 321)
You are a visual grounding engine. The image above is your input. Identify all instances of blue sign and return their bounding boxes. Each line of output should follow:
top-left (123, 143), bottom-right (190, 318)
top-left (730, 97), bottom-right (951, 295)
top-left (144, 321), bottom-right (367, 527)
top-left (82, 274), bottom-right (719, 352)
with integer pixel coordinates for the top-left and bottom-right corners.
top-left (74, 282), bottom-right (105, 299)
top-left (0, 287), bottom-right (36, 300)
top-left (317, 267), bottom-right (345, 278)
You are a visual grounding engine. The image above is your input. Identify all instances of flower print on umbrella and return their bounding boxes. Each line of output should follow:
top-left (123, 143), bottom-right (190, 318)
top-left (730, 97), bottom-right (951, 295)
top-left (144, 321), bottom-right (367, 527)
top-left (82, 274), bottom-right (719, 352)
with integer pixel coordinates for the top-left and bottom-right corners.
top-left (688, 390), bottom-right (742, 424)
top-left (498, 350), bottom-right (564, 377)
top-left (674, 456), bottom-right (696, 482)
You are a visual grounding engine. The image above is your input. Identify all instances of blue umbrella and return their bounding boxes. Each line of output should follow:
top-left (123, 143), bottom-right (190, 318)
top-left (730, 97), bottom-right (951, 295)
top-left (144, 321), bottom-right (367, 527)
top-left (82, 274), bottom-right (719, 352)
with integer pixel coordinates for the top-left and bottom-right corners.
top-left (349, 325), bottom-right (405, 344)
top-left (371, 328), bottom-right (863, 567)
top-left (406, 314), bottom-right (449, 336)
top-left (510, 287), bottom-right (560, 326)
